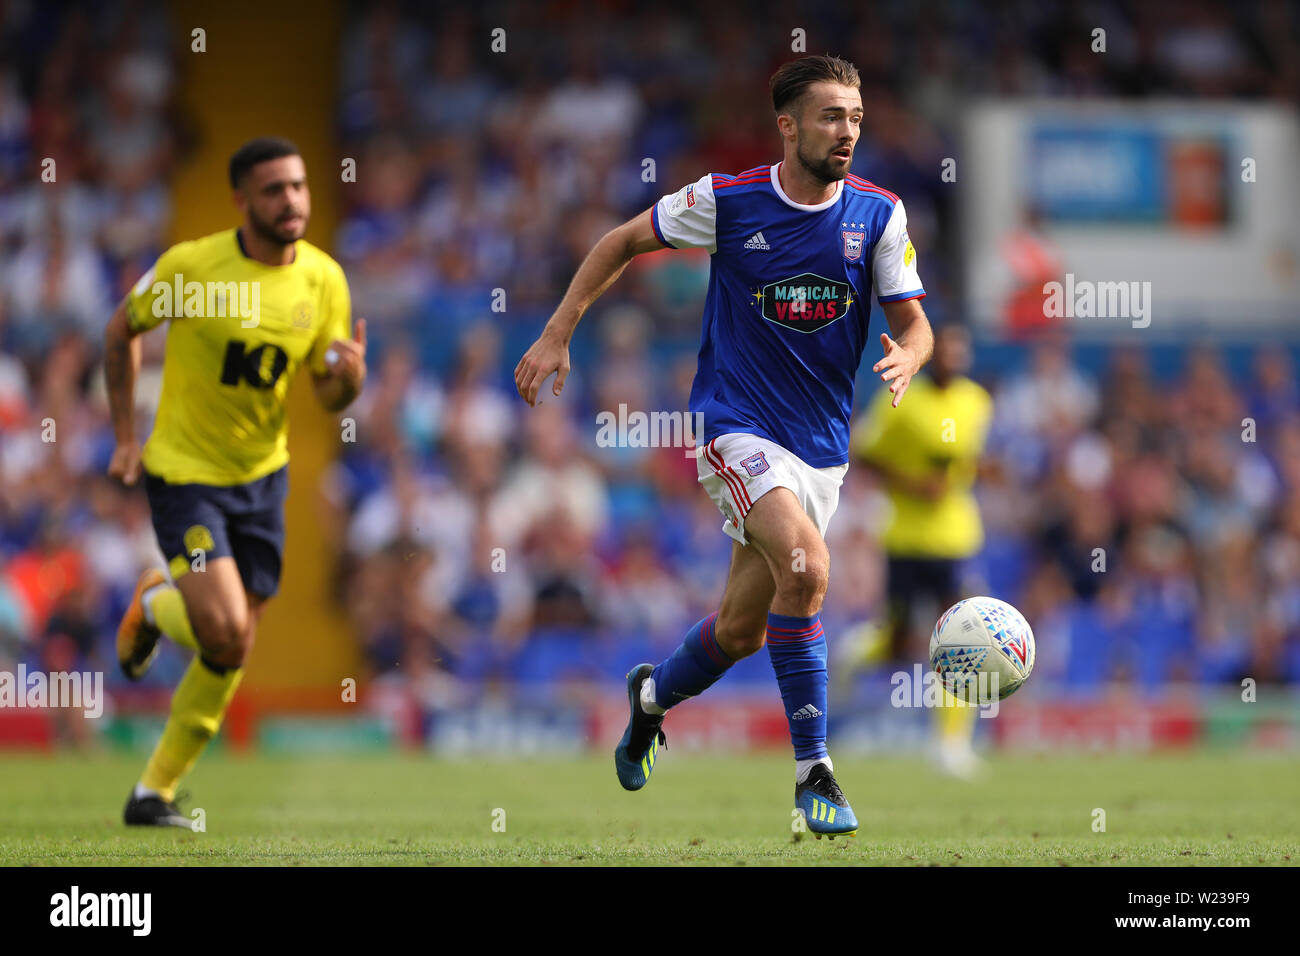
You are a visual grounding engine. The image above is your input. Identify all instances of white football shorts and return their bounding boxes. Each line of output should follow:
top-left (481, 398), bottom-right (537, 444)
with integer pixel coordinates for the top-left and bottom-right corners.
top-left (697, 433), bottom-right (849, 546)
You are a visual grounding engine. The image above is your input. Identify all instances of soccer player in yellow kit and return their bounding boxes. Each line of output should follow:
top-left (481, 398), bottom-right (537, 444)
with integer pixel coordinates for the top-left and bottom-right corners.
top-left (104, 138), bottom-right (365, 826)
top-left (852, 323), bottom-right (992, 778)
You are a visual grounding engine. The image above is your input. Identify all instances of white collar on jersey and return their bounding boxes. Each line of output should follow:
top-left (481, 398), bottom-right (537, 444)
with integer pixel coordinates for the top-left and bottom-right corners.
top-left (769, 162), bottom-right (844, 211)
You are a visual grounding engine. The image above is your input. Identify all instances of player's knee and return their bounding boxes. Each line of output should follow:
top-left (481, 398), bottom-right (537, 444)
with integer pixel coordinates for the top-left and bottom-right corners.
top-left (206, 627), bottom-right (253, 668)
top-left (191, 607), bottom-right (251, 666)
top-left (192, 610), bottom-right (245, 648)
top-left (204, 640), bottom-right (250, 670)
top-left (776, 553), bottom-right (829, 614)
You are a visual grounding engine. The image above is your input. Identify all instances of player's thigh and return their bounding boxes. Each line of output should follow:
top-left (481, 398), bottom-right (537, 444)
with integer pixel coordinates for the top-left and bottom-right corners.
top-left (227, 465), bottom-right (287, 605)
top-left (715, 539), bottom-right (776, 656)
top-left (144, 472), bottom-right (247, 648)
top-left (742, 486), bottom-right (830, 601)
top-left (144, 470), bottom-right (232, 578)
top-left (175, 556), bottom-right (250, 655)
top-left (227, 526), bottom-right (284, 608)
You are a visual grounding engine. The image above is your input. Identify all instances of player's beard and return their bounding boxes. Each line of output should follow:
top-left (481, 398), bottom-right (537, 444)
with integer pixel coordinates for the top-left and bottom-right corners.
top-left (248, 206), bottom-right (306, 247)
top-left (795, 138), bottom-right (850, 185)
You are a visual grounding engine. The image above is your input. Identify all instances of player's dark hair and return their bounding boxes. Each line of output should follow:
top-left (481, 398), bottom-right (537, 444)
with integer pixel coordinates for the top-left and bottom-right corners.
top-left (769, 55), bottom-right (860, 116)
top-left (228, 136), bottom-right (301, 189)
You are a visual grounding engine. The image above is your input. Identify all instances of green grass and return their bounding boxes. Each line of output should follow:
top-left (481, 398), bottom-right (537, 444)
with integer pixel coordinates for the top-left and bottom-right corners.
top-left (1, 750), bottom-right (1298, 865)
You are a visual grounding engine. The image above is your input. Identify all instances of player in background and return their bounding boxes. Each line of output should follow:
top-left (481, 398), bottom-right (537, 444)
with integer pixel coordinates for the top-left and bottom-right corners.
top-left (104, 138), bottom-right (365, 826)
top-left (852, 323), bottom-right (993, 778)
top-left (515, 55), bottom-right (933, 838)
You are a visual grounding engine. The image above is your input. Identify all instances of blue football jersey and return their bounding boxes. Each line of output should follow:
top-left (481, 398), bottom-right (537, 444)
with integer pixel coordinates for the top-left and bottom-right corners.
top-left (652, 162), bottom-right (924, 467)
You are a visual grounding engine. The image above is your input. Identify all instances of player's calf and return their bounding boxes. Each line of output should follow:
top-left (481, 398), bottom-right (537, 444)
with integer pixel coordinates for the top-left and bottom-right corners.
top-left (712, 611), bottom-right (768, 659)
top-left (711, 535), bottom-right (779, 659)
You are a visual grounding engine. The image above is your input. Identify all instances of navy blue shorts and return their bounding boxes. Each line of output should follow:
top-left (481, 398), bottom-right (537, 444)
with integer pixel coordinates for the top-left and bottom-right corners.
top-left (886, 555), bottom-right (960, 655)
top-left (144, 466), bottom-right (289, 598)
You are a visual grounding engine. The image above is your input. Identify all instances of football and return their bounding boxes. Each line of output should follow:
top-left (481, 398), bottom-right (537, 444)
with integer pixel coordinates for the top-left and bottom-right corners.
top-left (929, 596), bottom-right (1036, 702)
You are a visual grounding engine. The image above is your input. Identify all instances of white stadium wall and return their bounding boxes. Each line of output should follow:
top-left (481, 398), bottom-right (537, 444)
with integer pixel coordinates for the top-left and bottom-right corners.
top-left (961, 101), bottom-right (1300, 337)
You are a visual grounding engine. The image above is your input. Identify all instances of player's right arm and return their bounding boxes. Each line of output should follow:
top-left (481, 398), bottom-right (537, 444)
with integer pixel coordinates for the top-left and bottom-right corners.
top-left (104, 298), bottom-right (146, 485)
top-left (105, 250), bottom-right (180, 485)
top-left (515, 173), bottom-right (716, 406)
top-left (513, 206), bottom-right (667, 406)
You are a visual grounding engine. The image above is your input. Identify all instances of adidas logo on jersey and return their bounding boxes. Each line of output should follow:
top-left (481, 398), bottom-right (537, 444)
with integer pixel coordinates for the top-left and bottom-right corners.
top-left (791, 704), bottom-right (823, 720)
top-left (743, 231), bottom-right (771, 251)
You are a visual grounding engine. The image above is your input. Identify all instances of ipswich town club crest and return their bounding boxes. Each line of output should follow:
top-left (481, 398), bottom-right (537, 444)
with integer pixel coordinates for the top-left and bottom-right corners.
top-left (842, 230), bottom-right (865, 261)
top-left (740, 451), bottom-right (770, 476)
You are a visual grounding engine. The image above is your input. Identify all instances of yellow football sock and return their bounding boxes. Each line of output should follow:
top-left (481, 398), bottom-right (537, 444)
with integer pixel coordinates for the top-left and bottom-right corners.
top-left (140, 657), bottom-right (243, 802)
top-left (149, 586), bottom-right (199, 652)
top-left (935, 688), bottom-right (978, 743)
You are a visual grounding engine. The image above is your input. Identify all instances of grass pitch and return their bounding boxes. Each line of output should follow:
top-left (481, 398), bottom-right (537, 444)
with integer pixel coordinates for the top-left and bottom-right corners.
top-left (1, 750), bottom-right (1297, 866)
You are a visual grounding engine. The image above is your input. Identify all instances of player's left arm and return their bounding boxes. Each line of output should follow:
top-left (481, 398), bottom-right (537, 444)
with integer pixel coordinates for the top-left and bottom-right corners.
top-left (309, 266), bottom-right (366, 412)
top-left (874, 298), bottom-right (934, 408)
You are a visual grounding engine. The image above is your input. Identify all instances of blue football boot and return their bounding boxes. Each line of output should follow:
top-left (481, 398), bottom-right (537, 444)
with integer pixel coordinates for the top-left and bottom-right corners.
top-left (796, 762), bottom-right (858, 839)
top-left (614, 664), bottom-right (667, 791)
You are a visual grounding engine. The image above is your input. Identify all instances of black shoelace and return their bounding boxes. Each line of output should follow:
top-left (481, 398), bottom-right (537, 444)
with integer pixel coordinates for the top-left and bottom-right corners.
top-left (809, 767), bottom-right (846, 806)
top-left (630, 722), bottom-right (667, 761)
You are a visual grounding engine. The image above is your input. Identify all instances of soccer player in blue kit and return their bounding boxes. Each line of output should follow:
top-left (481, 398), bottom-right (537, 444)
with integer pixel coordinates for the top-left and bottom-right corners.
top-left (515, 55), bottom-right (934, 838)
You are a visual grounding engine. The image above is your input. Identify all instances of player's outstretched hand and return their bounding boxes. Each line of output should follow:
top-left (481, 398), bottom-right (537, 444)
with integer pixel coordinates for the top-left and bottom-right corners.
top-left (873, 332), bottom-right (921, 408)
top-left (514, 329), bottom-right (570, 407)
top-left (108, 440), bottom-right (143, 486)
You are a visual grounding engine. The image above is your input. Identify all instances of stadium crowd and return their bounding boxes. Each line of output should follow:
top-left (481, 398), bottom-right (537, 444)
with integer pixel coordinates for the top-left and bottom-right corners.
top-left (1, 2), bottom-right (1299, 727)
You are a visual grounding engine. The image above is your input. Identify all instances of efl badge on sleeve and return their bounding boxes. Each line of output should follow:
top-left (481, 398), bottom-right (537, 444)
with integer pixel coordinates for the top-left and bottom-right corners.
top-left (842, 230), bottom-right (865, 261)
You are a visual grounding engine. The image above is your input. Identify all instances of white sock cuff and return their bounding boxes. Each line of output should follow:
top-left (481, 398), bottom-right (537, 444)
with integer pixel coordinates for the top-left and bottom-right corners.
top-left (141, 582), bottom-right (169, 627)
top-left (796, 756), bottom-right (833, 784)
top-left (639, 678), bottom-right (667, 715)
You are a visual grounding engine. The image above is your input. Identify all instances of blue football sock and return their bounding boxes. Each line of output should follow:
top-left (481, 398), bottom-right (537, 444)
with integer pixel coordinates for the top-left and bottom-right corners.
top-left (766, 611), bottom-right (829, 761)
top-left (649, 613), bottom-right (733, 710)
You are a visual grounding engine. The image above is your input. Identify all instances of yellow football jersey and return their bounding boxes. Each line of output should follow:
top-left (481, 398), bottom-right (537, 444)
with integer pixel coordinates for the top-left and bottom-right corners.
top-left (126, 228), bottom-right (351, 485)
top-left (852, 375), bottom-right (993, 559)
